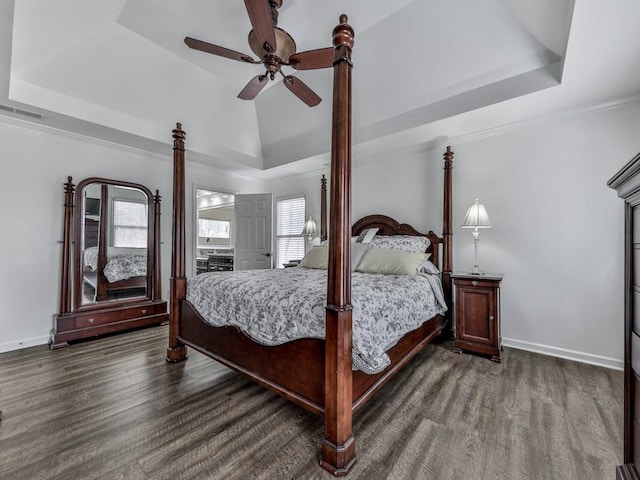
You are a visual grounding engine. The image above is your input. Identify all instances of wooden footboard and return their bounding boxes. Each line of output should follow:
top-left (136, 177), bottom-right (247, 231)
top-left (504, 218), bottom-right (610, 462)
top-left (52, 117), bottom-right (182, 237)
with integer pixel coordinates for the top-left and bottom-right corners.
top-left (177, 298), bottom-right (446, 417)
top-left (178, 299), bottom-right (326, 415)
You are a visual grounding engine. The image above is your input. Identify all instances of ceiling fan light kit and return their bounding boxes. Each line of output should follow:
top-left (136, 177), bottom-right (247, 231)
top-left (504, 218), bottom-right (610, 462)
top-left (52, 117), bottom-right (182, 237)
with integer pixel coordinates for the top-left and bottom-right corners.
top-left (185, 0), bottom-right (334, 107)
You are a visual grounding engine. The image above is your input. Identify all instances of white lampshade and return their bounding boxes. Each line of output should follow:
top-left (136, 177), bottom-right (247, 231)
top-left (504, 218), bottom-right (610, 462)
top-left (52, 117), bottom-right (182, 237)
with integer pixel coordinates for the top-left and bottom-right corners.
top-left (461, 198), bottom-right (492, 229)
top-left (301, 216), bottom-right (318, 239)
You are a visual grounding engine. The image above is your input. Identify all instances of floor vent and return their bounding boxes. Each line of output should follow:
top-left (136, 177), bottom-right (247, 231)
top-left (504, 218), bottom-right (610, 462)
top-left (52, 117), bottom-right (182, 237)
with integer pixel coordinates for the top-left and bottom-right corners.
top-left (0, 104), bottom-right (44, 120)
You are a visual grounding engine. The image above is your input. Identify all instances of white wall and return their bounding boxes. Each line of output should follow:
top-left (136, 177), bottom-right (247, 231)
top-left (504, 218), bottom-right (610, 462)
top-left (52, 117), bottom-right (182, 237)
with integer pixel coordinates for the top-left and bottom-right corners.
top-left (0, 118), bottom-right (265, 352)
top-left (3, 100), bottom-right (638, 367)
top-left (450, 103), bottom-right (639, 368)
top-left (267, 101), bottom-right (640, 369)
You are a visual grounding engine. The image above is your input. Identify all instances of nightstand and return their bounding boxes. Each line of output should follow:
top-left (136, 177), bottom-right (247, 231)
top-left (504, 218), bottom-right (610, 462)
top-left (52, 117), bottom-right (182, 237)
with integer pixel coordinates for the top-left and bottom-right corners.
top-left (451, 272), bottom-right (503, 362)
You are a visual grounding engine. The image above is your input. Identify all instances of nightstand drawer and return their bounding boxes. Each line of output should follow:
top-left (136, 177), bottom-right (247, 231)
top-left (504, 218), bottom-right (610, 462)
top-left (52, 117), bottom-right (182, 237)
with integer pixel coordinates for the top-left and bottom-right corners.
top-left (452, 277), bottom-right (500, 289)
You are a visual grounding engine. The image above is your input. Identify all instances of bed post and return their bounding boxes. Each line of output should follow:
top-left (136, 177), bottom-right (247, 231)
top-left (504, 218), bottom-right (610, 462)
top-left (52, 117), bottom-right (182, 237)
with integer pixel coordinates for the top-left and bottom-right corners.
top-left (59, 177), bottom-right (75, 315)
top-left (153, 190), bottom-right (162, 301)
top-left (166, 123), bottom-right (188, 363)
top-left (96, 184), bottom-right (109, 302)
top-left (442, 146), bottom-right (454, 324)
top-left (322, 14), bottom-right (356, 476)
top-left (321, 174), bottom-right (327, 242)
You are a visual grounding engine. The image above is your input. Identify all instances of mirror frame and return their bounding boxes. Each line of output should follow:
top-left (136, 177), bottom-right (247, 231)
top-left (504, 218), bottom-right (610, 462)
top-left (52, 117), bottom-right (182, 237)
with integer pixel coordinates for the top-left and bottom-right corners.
top-left (73, 177), bottom-right (158, 310)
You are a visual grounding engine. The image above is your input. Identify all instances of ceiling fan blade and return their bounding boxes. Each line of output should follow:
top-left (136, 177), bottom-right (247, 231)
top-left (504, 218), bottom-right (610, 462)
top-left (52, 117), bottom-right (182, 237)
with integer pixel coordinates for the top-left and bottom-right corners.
top-left (244, 0), bottom-right (277, 54)
top-left (288, 47), bottom-right (334, 70)
top-left (238, 75), bottom-right (269, 100)
top-left (283, 76), bottom-right (322, 107)
top-left (185, 37), bottom-right (258, 63)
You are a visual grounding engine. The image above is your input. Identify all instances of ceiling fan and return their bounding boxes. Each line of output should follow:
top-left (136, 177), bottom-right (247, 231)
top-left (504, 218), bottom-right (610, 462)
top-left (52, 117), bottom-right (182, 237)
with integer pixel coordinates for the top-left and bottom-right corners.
top-left (185, 0), bottom-right (334, 107)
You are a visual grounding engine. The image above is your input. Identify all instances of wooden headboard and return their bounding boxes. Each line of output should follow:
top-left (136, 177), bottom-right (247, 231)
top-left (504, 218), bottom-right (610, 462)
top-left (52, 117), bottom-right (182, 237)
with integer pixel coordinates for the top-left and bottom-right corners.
top-left (351, 214), bottom-right (443, 270)
top-left (317, 145), bottom-right (454, 324)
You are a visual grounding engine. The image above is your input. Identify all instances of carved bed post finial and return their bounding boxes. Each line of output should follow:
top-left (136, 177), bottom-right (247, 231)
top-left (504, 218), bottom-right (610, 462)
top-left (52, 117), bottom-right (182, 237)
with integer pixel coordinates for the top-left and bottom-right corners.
top-left (442, 146), bottom-right (454, 327)
top-left (321, 174), bottom-right (327, 241)
top-left (322, 14), bottom-right (357, 476)
top-left (167, 123), bottom-right (188, 363)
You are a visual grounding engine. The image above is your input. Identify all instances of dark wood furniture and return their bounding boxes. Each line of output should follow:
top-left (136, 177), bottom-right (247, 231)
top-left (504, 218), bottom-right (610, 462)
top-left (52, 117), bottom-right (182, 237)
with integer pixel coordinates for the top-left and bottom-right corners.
top-left (84, 218), bottom-right (99, 248)
top-left (166, 15), bottom-right (454, 476)
top-left (196, 257), bottom-right (208, 274)
top-left (609, 152), bottom-right (640, 480)
top-left (50, 177), bottom-right (168, 349)
top-left (451, 273), bottom-right (503, 362)
top-left (196, 254), bottom-right (234, 273)
top-left (208, 254), bottom-right (234, 271)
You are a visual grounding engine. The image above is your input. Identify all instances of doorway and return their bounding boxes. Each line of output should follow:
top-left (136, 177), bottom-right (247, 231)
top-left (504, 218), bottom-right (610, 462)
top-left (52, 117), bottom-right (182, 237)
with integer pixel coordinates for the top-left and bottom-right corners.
top-left (195, 188), bottom-right (235, 275)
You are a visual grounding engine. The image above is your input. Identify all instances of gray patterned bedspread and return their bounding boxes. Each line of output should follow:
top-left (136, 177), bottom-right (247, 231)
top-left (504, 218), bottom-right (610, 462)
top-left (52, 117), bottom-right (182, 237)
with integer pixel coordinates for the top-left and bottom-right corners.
top-left (84, 247), bottom-right (147, 283)
top-left (187, 268), bottom-right (447, 374)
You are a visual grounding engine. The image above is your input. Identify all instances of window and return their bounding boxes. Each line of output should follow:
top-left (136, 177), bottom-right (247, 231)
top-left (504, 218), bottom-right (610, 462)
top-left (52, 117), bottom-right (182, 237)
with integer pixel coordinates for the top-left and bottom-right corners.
top-left (198, 219), bottom-right (231, 239)
top-left (112, 199), bottom-right (147, 248)
top-left (276, 196), bottom-right (306, 268)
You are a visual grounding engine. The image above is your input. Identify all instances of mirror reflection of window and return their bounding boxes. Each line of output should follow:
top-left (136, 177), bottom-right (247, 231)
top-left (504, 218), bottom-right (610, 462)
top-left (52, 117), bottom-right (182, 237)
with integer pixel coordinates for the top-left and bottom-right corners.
top-left (112, 199), bottom-right (148, 247)
top-left (198, 219), bottom-right (230, 239)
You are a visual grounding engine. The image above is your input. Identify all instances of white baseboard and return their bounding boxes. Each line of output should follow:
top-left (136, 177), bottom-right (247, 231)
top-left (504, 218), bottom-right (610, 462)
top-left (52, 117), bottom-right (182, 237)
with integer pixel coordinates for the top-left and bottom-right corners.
top-left (0, 335), bottom-right (50, 354)
top-left (502, 337), bottom-right (623, 371)
top-left (0, 334), bottom-right (624, 371)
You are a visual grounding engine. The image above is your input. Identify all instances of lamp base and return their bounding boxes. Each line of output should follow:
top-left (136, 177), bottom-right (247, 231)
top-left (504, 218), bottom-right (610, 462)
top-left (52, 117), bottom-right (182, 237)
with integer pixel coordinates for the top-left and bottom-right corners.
top-left (470, 264), bottom-right (485, 276)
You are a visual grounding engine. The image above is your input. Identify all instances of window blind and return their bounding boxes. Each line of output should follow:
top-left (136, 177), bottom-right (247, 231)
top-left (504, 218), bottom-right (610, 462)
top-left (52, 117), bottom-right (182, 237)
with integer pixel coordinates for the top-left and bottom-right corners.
top-left (276, 196), bottom-right (305, 268)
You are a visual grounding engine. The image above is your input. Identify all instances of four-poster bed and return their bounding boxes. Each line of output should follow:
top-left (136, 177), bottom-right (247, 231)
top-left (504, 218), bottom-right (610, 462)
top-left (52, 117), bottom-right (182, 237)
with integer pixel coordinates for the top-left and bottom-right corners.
top-left (166, 15), bottom-right (454, 475)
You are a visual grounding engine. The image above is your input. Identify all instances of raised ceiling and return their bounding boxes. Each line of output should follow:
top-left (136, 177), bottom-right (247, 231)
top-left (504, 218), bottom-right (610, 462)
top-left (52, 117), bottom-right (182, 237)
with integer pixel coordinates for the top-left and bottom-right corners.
top-left (1, 0), bottom-right (639, 178)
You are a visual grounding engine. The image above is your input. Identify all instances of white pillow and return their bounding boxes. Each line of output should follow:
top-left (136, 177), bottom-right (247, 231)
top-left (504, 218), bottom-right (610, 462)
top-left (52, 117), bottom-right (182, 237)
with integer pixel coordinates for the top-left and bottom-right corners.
top-left (298, 246), bottom-right (328, 269)
top-left (356, 248), bottom-right (431, 276)
top-left (421, 260), bottom-right (440, 275)
top-left (298, 244), bottom-right (370, 271)
top-left (355, 228), bottom-right (379, 244)
top-left (320, 236), bottom-right (359, 246)
top-left (351, 243), bottom-right (369, 271)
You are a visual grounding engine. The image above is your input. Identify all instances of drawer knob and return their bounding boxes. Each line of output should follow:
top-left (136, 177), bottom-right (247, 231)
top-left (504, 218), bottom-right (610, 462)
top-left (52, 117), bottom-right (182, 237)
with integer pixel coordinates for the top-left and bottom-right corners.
top-left (141, 309), bottom-right (147, 314)
top-left (489, 315), bottom-right (495, 321)
top-left (88, 318), bottom-right (95, 323)
top-left (472, 280), bottom-right (478, 286)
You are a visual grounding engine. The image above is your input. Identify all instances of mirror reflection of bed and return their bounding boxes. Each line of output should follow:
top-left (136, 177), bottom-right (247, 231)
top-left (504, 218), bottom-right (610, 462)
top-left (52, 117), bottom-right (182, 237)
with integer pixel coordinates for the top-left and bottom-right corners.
top-left (195, 188), bottom-right (235, 275)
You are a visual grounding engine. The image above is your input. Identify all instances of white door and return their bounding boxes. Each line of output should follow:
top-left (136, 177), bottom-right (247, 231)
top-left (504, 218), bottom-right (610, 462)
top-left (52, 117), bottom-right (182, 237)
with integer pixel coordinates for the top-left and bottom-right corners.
top-left (235, 193), bottom-right (273, 270)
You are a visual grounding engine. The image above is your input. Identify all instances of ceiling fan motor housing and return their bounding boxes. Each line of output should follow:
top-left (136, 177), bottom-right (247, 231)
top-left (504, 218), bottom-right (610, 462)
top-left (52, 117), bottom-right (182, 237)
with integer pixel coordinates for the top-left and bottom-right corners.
top-left (248, 27), bottom-right (297, 63)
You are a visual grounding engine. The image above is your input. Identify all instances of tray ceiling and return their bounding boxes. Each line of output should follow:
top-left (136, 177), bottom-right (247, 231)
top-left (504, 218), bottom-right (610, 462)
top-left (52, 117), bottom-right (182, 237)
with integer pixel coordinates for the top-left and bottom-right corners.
top-left (2, 0), bottom-right (639, 177)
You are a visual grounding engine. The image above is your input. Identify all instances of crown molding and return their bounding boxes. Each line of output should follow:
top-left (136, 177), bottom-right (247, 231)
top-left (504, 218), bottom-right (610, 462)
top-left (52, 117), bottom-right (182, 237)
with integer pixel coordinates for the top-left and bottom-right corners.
top-left (0, 111), bottom-right (172, 162)
top-left (451, 93), bottom-right (640, 146)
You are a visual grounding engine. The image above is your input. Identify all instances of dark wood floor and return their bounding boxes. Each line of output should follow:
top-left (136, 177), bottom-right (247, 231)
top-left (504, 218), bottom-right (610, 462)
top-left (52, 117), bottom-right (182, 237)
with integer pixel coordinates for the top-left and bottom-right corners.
top-left (0, 325), bottom-right (622, 480)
